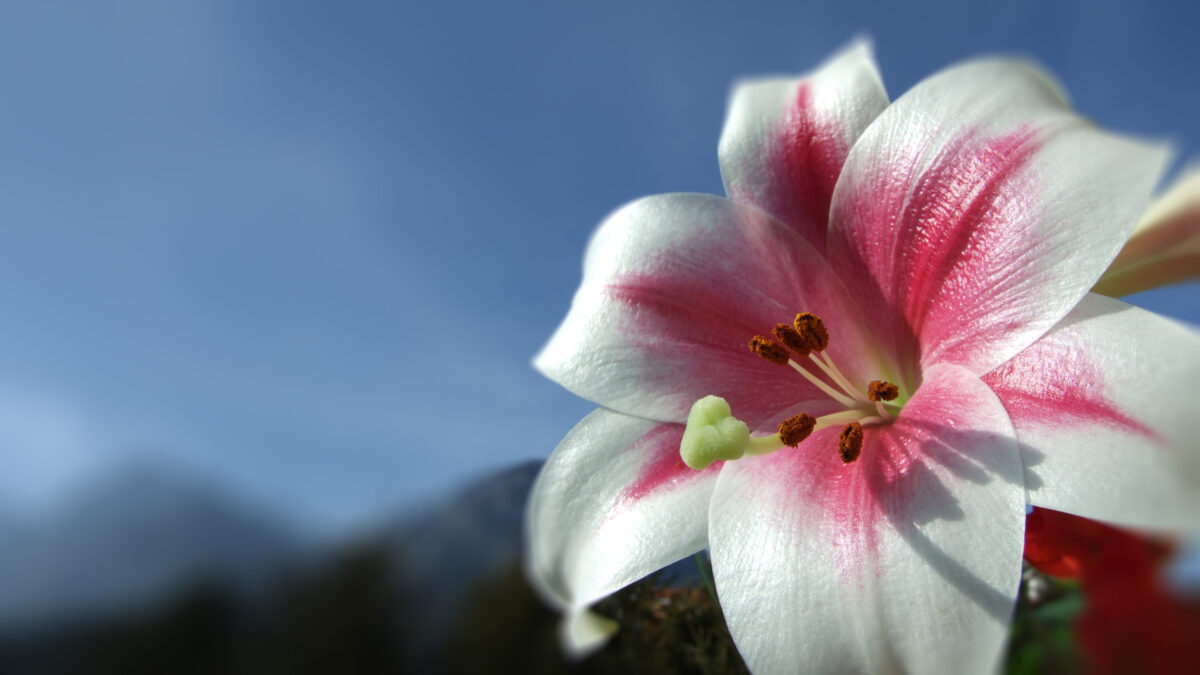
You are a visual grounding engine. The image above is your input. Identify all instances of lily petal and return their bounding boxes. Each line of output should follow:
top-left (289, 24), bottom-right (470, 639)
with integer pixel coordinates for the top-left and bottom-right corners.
top-left (983, 293), bottom-right (1200, 531)
top-left (828, 58), bottom-right (1170, 377)
top-left (719, 39), bottom-right (888, 252)
top-left (534, 193), bottom-right (882, 426)
top-left (561, 608), bottom-right (619, 658)
top-left (524, 408), bottom-right (719, 654)
top-left (709, 363), bottom-right (1025, 674)
top-left (1094, 167), bottom-right (1200, 296)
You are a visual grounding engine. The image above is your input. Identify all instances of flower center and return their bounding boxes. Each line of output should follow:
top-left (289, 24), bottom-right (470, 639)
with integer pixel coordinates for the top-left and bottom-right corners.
top-left (679, 312), bottom-right (903, 470)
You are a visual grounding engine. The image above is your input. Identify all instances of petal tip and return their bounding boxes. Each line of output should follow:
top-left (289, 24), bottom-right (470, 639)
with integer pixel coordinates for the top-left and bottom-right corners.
top-left (559, 607), bottom-right (619, 659)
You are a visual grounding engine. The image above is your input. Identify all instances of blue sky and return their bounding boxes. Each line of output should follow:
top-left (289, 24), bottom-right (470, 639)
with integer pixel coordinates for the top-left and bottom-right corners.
top-left (0, 1), bottom-right (1197, 532)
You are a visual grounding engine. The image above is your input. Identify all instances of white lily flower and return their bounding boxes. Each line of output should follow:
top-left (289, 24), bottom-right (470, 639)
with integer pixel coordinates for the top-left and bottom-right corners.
top-left (527, 41), bottom-right (1200, 674)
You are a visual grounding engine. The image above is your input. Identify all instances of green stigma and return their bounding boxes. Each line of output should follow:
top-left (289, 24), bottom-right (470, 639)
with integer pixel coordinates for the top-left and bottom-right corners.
top-left (679, 395), bottom-right (751, 469)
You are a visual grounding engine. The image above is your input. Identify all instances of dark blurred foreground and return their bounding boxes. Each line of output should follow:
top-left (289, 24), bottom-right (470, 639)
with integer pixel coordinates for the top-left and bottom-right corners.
top-left (0, 461), bottom-right (1194, 674)
top-left (0, 461), bottom-right (746, 674)
top-left (0, 550), bottom-right (746, 675)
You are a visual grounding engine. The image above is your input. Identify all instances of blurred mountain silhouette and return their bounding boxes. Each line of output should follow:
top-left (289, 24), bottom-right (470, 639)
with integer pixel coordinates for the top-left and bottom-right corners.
top-left (393, 460), bottom-right (539, 597)
top-left (0, 458), bottom-right (541, 632)
top-left (0, 461), bottom-right (304, 632)
top-left (0, 458), bottom-right (752, 674)
top-left (388, 460), bottom-right (541, 668)
top-left (0, 458), bottom-right (549, 674)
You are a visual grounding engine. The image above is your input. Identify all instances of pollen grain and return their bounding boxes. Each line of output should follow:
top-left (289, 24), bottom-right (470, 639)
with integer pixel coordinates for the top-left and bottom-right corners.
top-left (793, 313), bottom-right (830, 352)
top-left (778, 413), bottom-right (817, 447)
top-left (838, 422), bottom-right (864, 464)
top-left (749, 335), bottom-right (790, 365)
top-left (867, 380), bottom-right (900, 402)
top-left (772, 323), bottom-right (811, 356)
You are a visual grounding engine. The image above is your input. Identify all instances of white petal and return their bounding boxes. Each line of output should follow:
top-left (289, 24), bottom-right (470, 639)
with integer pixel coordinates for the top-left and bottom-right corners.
top-left (827, 58), bottom-right (1171, 376)
top-left (709, 364), bottom-right (1025, 674)
top-left (534, 193), bottom-right (881, 426)
top-left (719, 39), bottom-right (888, 251)
top-left (984, 293), bottom-right (1200, 531)
top-left (525, 408), bottom-right (718, 616)
top-left (560, 608), bottom-right (619, 659)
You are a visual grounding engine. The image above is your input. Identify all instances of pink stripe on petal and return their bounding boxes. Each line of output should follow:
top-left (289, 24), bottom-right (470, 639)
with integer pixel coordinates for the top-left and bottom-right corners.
top-left (600, 204), bottom-right (882, 424)
top-left (891, 128), bottom-right (1041, 337)
top-left (719, 42), bottom-right (887, 254)
top-left (832, 125), bottom-right (1050, 374)
top-left (761, 83), bottom-right (849, 251)
top-left (538, 194), bottom-right (892, 426)
top-left (827, 57), bottom-right (1168, 373)
top-left (988, 295), bottom-right (1200, 531)
top-left (607, 271), bottom-right (868, 427)
top-left (983, 332), bottom-right (1156, 439)
top-left (605, 274), bottom-right (812, 427)
top-left (708, 364), bottom-right (1024, 673)
top-left (623, 424), bottom-right (721, 503)
top-left (608, 272), bottom-right (779, 349)
top-left (735, 363), bottom-right (1021, 580)
top-left (774, 425), bottom-right (883, 574)
top-left (527, 411), bottom-right (716, 614)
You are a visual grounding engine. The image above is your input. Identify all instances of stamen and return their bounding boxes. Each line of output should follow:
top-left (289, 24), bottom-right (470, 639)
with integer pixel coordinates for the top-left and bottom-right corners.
top-left (749, 336), bottom-right (789, 365)
top-left (793, 313), bottom-right (829, 352)
top-left (806, 352), bottom-right (866, 404)
top-left (772, 323), bottom-right (811, 356)
top-left (778, 413), bottom-right (816, 447)
top-left (814, 410), bottom-right (868, 426)
top-left (867, 380), bottom-right (899, 402)
top-left (838, 422), bottom-right (864, 464)
top-left (874, 400), bottom-right (892, 421)
top-left (867, 380), bottom-right (899, 420)
top-left (788, 359), bottom-right (860, 409)
top-left (815, 350), bottom-right (855, 389)
top-left (744, 313), bottom-right (905, 450)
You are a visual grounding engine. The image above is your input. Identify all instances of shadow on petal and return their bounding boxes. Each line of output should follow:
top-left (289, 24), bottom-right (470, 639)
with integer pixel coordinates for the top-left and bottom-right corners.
top-left (861, 423), bottom-right (1027, 624)
top-left (905, 417), bottom-right (1044, 492)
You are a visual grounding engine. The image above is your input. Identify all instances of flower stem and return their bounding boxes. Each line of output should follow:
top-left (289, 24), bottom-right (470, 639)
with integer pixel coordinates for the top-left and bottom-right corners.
top-left (694, 551), bottom-right (719, 605)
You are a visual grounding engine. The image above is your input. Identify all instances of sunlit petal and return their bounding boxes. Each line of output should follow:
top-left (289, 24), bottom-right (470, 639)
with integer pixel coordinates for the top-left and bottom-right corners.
top-left (534, 193), bottom-right (880, 427)
top-left (829, 59), bottom-right (1170, 376)
top-left (710, 364), bottom-right (1024, 674)
top-left (525, 409), bottom-right (717, 629)
top-left (984, 293), bottom-right (1200, 531)
top-left (720, 39), bottom-right (888, 251)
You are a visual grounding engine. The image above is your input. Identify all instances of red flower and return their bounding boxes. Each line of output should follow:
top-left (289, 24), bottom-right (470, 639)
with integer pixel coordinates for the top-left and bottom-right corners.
top-left (1025, 507), bottom-right (1200, 674)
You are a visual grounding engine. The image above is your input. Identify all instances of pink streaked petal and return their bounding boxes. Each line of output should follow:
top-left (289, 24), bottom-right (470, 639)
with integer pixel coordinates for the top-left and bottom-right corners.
top-left (828, 58), bottom-right (1170, 376)
top-left (983, 293), bottom-right (1200, 531)
top-left (719, 39), bottom-right (888, 252)
top-left (534, 193), bottom-right (884, 427)
top-left (709, 363), bottom-right (1024, 674)
top-left (525, 409), bottom-right (718, 618)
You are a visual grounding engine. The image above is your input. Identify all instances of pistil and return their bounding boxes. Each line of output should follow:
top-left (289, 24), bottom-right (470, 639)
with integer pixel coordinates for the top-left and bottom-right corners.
top-left (680, 399), bottom-right (885, 468)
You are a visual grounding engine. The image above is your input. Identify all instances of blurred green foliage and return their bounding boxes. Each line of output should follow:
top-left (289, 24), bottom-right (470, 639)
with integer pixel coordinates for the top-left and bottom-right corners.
top-left (1005, 567), bottom-right (1084, 675)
